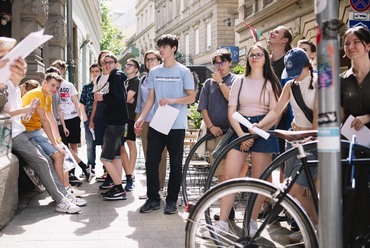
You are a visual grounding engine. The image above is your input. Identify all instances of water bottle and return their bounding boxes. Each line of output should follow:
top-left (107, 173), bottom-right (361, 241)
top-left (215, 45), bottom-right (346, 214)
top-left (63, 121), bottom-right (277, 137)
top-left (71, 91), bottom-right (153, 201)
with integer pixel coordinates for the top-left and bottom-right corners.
top-left (90, 128), bottom-right (95, 140)
top-left (22, 98), bottom-right (40, 122)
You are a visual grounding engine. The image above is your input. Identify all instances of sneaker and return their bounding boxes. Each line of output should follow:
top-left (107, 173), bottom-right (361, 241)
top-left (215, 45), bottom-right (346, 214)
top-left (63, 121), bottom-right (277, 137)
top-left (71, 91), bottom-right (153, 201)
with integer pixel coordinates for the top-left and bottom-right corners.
top-left (164, 201), bottom-right (177, 214)
top-left (95, 173), bottom-right (107, 182)
top-left (66, 194), bottom-right (87, 207)
top-left (140, 199), bottom-right (161, 213)
top-left (247, 219), bottom-right (258, 237)
top-left (56, 197), bottom-right (81, 214)
top-left (99, 174), bottom-right (113, 189)
top-left (289, 231), bottom-right (303, 244)
top-left (122, 174), bottom-right (135, 183)
top-left (69, 175), bottom-right (83, 186)
top-left (103, 186), bottom-right (127, 200)
top-left (202, 220), bottom-right (229, 239)
top-left (214, 208), bottom-right (235, 221)
top-left (84, 165), bottom-right (92, 182)
top-left (66, 186), bottom-right (86, 197)
top-left (124, 176), bottom-right (134, 192)
top-left (91, 169), bottom-right (95, 177)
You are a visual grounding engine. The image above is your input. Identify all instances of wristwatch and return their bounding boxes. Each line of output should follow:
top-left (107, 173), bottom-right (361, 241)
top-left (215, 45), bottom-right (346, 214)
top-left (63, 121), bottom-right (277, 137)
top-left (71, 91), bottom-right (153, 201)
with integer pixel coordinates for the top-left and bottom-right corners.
top-left (218, 81), bottom-right (223, 86)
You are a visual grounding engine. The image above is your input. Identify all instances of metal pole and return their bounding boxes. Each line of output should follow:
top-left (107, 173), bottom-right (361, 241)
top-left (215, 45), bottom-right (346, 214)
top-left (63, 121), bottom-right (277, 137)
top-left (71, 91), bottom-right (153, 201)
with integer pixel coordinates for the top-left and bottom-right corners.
top-left (67, 0), bottom-right (75, 84)
top-left (315, 1), bottom-right (342, 247)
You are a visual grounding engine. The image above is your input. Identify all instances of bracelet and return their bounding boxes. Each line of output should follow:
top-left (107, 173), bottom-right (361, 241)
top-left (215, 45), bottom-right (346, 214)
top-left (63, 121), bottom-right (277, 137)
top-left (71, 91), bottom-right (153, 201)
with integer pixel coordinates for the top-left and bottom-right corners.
top-left (209, 125), bottom-right (214, 129)
top-left (56, 137), bottom-right (62, 142)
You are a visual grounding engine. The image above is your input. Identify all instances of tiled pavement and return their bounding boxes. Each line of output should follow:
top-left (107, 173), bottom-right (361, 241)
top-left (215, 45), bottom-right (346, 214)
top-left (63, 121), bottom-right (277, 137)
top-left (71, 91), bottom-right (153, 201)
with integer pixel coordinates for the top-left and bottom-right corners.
top-left (0, 144), bottom-right (188, 248)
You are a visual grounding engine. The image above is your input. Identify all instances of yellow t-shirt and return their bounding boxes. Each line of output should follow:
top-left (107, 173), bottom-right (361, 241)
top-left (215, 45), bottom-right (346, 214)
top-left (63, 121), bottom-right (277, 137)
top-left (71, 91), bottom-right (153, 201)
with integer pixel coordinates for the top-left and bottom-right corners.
top-left (21, 87), bottom-right (52, 131)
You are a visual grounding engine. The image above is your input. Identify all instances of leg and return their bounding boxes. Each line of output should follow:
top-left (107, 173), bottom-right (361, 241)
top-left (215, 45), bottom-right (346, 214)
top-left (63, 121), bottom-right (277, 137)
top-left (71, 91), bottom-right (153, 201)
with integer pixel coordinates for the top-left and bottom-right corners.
top-left (159, 147), bottom-right (168, 189)
top-left (250, 152), bottom-right (273, 221)
top-left (84, 120), bottom-right (96, 169)
top-left (165, 129), bottom-right (185, 203)
top-left (146, 127), bottom-right (166, 201)
top-left (12, 133), bottom-right (66, 202)
top-left (219, 149), bottom-right (247, 222)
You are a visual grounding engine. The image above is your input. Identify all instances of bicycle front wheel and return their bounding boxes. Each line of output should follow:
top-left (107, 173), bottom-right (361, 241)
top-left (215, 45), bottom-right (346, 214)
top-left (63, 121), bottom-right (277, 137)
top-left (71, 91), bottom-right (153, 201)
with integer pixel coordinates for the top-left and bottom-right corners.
top-left (185, 178), bottom-right (318, 247)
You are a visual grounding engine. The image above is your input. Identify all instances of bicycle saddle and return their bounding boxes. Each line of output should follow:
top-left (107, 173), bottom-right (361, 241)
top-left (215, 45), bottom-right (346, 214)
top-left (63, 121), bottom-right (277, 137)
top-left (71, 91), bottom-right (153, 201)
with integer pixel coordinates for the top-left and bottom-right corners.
top-left (273, 129), bottom-right (317, 142)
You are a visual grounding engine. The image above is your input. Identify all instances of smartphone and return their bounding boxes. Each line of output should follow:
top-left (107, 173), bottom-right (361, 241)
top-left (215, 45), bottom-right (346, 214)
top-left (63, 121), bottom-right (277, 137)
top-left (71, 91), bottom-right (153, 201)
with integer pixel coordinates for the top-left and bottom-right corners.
top-left (0, 37), bottom-right (16, 51)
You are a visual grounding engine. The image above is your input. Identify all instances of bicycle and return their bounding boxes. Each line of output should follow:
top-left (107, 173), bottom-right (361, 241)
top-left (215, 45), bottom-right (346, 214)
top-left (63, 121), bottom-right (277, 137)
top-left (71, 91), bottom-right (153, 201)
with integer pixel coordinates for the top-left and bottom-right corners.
top-left (185, 129), bottom-right (370, 247)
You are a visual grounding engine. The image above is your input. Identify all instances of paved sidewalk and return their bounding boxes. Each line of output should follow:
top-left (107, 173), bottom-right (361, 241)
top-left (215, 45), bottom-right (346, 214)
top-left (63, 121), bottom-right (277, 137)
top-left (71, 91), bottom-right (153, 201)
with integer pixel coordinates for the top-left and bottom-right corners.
top-left (0, 145), bottom-right (188, 248)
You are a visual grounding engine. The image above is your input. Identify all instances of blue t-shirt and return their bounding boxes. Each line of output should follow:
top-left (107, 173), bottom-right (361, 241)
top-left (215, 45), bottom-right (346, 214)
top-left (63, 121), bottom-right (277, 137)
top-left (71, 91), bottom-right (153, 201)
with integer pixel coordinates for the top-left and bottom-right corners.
top-left (148, 63), bottom-right (194, 129)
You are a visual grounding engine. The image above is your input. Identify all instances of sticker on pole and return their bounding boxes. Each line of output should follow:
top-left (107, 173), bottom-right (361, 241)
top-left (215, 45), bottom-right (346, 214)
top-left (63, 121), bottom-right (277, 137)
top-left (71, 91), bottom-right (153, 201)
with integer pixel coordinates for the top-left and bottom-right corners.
top-left (350, 0), bottom-right (370, 12)
top-left (318, 127), bottom-right (341, 152)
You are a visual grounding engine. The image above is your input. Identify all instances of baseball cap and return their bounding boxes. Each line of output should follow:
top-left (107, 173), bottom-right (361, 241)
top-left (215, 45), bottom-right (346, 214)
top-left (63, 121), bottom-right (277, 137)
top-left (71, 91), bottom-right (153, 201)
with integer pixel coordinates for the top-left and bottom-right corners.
top-left (281, 48), bottom-right (309, 80)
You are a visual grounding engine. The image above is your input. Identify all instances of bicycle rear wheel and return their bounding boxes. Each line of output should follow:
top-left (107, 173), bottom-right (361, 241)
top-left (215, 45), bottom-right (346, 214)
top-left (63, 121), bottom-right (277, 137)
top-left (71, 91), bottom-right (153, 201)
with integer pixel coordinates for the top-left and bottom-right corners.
top-left (185, 178), bottom-right (318, 247)
top-left (182, 133), bottom-right (215, 205)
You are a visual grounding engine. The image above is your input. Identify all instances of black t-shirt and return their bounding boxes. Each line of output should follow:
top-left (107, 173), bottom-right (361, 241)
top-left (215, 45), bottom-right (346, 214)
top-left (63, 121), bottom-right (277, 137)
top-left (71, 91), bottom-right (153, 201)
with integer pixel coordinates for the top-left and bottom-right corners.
top-left (124, 76), bottom-right (140, 120)
top-left (271, 56), bottom-right (285, 80)
top-left (340, 68), bottom-right (370, 129)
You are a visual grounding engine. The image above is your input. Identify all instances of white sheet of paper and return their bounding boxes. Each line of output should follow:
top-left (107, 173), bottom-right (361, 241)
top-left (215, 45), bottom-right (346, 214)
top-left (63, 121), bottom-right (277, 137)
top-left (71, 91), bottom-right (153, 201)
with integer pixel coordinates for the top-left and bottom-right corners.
top-left (232, 112), bottom-right (270, 140)
top-left (149, 105), bottom-right (180, 135)
top-left (341, 115), bottom-right (370, 147)
top-left (0, 29), bottom-right (53, 83)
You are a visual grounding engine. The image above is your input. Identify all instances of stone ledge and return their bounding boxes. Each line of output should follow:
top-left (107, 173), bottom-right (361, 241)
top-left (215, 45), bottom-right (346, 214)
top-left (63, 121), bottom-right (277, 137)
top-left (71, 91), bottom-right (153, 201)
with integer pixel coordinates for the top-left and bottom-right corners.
top-left (0, 153), bottom-right (19, 230)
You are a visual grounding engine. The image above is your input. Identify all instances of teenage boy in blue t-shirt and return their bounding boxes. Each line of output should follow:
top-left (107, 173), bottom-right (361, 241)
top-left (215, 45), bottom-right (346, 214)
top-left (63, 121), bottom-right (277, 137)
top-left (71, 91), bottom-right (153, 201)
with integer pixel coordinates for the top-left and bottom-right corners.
top-left (135, 34), bottom-right (195, 214)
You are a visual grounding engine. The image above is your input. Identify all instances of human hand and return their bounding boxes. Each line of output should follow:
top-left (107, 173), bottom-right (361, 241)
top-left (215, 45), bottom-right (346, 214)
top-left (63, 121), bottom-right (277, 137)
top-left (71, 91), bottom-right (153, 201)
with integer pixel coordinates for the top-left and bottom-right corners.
top-left (94, 92), bottom-right (103, 101)
top-left (134, 118), bottom-right (144, 135)
top-left (240, 138), bottom-right (254, 152)
top-left (351, 115), bottom-right (370, 131)
top-left (210, 125), bottom-right (223, 137)
top-left (159, 97), bottom-right (174, 106)
top-left (89, 121), bottom-right (94, 130)
top-left (212, 70), bottom-right (222, 84)
top-left (10, 58), bottom-right (27, 83)
top-left (64, 128), bottom-right (70, 137)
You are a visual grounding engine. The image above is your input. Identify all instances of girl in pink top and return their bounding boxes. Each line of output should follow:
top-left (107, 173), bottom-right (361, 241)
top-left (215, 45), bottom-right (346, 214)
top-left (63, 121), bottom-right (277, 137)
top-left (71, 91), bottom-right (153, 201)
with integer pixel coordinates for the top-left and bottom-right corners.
top-left (204, 44), bottom-right (281, 238)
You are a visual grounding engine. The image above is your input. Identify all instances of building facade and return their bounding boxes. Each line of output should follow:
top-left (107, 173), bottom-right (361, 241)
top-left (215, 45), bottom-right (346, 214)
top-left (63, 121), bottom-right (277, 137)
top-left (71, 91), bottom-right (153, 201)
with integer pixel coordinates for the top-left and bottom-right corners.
top-left (0, 0), bottom-right (102, 92)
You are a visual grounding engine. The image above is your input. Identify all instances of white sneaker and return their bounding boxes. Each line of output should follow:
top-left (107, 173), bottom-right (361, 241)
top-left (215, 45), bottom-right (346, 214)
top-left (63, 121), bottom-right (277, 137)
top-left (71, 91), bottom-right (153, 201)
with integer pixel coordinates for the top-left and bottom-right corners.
top-left (247, 219), bottom-right (258, 237)
top-left (56, 197), bottom-right (81, 214)
top-left (66, 193), bottom-right (87, 207)
top-left (66, 186), bottom-right (86, 197)
top-left (202, 220), bottom-right (229, 239)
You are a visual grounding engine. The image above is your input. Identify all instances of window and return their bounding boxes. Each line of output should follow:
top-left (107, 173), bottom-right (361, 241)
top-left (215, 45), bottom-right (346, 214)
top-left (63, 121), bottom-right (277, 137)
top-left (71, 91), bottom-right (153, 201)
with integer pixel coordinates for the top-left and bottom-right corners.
top-left (206, 22), bottom-right (212, 50)
top-left (185, 34), bottom-right (190, 56)
top-left (195, 28), bottom-right (199, 55)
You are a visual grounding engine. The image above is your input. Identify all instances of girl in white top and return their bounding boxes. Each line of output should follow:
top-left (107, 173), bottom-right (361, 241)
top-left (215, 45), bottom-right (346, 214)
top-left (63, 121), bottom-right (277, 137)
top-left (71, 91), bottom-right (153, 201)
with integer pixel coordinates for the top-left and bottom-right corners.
top-left (255, 48), bottom-right (318, 227)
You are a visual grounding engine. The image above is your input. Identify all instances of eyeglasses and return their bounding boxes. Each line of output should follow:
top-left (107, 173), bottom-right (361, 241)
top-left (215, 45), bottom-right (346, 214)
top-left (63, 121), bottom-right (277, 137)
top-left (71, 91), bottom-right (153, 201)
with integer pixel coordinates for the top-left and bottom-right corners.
top-left (102, 61), bottom-right (115, 66)
top-left (214, 61), bottom-right (227, 67)
top-left (125, 63), bottom-right (136, 67)
top-left (248, 53), bottom-right (264, 59)
top-left (145, 57), bottom-right (157, 63)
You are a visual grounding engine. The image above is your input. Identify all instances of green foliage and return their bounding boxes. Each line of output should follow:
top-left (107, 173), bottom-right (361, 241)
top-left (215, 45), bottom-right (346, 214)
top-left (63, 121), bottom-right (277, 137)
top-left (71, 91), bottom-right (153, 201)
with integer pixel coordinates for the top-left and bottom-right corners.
top-left (188, 102), bottom-right (202, 129)
top-left (100, 0), bottom-right (125, 55)
top-left (232, 63), bottom-right (245, 75)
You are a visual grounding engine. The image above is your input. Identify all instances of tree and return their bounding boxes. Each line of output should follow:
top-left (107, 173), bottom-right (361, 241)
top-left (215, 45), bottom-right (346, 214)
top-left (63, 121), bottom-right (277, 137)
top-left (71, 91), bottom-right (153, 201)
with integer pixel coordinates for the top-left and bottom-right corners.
top-left (100, 0), bottom-right (125, 55)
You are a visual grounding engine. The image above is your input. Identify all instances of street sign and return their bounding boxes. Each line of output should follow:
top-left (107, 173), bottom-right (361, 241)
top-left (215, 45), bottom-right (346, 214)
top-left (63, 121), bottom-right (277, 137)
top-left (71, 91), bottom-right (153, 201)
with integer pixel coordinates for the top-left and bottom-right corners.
top-left (220, 46), bottom-right (239, 62)
top-left (349, 19), bottom-right (370, 29)
top-left (350, 0), bottom-right (370, 12)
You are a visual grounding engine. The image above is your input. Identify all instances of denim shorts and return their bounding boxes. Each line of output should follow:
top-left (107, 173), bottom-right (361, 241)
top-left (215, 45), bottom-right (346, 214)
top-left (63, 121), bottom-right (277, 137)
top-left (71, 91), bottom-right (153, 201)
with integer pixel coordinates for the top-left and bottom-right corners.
top-left (101, 125), bottom-right (125, 162)
top-left (27, 129), bottom-right (57, 157)
top-left (284, 142), bottom-right (318, 187)
top-left (230, 114), bottom-right (279, 153)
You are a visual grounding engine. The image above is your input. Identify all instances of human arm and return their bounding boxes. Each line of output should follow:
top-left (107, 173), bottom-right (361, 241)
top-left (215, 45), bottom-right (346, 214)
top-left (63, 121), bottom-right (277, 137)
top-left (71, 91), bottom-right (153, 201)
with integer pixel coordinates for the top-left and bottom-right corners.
top-left (58, 104), bottom-right (69, 137)
top-left (351, 114), bottom-right (370, 131)
top-left (80, 103), bottom-right (88, 122)
top-left (212, 70), bottom-right (230, 100)
top-left (71, 94), bottom-right (81, 117)
top-left (201, 109), bottom-right (222, 137)
top-left (36, 108), bottom-right (62, 150)
top-left (127, 90), bottom-right (136, 104)
top-left (134, 88), bottom-right (155, 134)
top-left (255, 82), bottom-right (291, 130)
top-left (89, 100), bottom-right (97, 130)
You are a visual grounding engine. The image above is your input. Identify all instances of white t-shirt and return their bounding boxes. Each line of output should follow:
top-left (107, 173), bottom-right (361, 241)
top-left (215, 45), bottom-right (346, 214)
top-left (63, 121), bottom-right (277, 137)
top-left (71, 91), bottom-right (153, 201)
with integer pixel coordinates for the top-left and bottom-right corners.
top-left (59, 80), bottom-right (78, 120)
top-left (4, 80), bottom-right (26, 138)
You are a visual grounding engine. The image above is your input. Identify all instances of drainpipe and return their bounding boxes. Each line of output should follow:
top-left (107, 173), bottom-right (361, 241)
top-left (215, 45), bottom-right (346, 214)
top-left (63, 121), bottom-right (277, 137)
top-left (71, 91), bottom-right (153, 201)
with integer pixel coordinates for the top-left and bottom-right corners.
top-left (66, 0), bottom-right (75, 84)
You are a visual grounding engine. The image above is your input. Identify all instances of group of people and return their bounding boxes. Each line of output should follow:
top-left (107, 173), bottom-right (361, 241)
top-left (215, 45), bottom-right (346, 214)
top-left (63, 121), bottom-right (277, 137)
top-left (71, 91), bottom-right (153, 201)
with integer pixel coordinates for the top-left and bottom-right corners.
top-left (1, 24), bottom-right (369, 244)
top-left (198, 25), bottom-right (369, 246)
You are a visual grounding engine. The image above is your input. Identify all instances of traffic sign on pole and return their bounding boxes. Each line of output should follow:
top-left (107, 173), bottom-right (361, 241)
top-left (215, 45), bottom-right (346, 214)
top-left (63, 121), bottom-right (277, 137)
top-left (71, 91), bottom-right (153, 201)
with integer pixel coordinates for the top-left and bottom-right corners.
top-left (350, 0), bottom-right (370, 12)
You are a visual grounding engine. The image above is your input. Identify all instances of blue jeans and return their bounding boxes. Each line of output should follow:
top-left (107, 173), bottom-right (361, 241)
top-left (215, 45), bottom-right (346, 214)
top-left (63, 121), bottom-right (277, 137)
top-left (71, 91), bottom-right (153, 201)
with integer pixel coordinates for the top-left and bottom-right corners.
top-left (84, 120), bottom-right (96, 169)
top-left (146, 127), bottom-right (185, 203)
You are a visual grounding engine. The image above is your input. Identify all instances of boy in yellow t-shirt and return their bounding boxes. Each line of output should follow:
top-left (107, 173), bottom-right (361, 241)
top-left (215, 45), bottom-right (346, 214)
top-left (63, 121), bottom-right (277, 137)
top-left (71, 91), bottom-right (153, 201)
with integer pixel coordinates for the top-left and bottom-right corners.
top-left (22, 73), bottom-right (68, 187)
